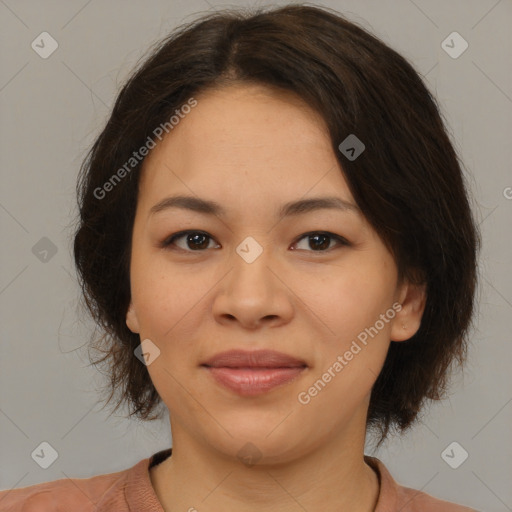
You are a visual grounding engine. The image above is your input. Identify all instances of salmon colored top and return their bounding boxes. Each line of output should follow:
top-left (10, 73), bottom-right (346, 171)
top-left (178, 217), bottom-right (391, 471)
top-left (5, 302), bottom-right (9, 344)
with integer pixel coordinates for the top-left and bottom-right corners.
top-left (0, 448), bottom-right (479, 511)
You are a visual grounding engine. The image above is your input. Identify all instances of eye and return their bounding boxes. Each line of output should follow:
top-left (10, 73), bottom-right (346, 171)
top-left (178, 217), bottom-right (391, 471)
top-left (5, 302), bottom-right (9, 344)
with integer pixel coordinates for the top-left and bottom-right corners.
top-left (161, 230), bottom-right (220, 252)
top-left (291, 231), bottom-right (350, 253)
top-left (161, 230), bottom-right (349, 254)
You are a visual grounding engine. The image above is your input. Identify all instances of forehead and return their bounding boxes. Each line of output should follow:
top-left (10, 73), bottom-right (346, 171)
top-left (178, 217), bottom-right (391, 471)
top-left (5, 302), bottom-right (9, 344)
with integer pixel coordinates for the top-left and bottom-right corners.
top-left (138, 83), bottom-right (353, 211)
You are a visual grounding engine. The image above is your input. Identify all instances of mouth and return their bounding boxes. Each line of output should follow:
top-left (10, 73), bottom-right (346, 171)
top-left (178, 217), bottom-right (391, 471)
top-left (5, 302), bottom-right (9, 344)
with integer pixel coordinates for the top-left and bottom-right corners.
top-left (201, 349), bottom-right (308, 396)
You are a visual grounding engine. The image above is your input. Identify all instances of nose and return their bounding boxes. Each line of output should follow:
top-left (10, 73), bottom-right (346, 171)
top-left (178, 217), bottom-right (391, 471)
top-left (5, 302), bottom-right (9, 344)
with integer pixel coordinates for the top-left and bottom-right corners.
top-left (211, 241), bottom-right (294, 330)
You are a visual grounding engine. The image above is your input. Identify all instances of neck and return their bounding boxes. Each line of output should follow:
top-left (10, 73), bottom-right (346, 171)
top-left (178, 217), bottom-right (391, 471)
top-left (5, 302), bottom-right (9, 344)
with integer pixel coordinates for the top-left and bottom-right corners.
top-left (150, 419), bottom-right (379, 512)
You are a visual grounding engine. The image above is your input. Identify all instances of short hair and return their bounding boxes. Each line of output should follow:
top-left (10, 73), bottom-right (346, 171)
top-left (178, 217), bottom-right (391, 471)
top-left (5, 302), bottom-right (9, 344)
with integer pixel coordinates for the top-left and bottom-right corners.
top-left (72, 3), bottom-right (481, 447)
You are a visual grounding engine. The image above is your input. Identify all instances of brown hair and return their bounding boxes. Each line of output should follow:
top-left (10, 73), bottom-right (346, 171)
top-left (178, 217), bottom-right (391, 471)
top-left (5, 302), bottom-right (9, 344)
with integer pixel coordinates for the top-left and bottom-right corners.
top-left (72, 3), bottom-right (480, 447)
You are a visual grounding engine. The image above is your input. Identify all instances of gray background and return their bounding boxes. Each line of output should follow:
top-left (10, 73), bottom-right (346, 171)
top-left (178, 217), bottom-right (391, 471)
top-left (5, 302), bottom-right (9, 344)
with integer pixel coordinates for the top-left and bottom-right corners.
top-left (0, 0), bottom-right (511, 510)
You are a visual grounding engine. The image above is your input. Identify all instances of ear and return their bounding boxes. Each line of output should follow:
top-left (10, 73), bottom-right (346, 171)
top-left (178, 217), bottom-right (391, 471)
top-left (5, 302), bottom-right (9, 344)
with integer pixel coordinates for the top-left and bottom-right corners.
top-left (390, 277), bottom-right (427, 342)
top-left (126, 300), bottom-right (141, 334)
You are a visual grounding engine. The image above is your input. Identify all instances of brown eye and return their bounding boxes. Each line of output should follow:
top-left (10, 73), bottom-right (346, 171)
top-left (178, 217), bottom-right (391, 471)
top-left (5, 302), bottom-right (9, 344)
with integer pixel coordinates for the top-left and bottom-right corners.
top-left (292, 232), bottom-right (349, 252)
top-left (161, 230), bottom-right (349, 254)
top-left (162, 231), bottom-right (219, 251)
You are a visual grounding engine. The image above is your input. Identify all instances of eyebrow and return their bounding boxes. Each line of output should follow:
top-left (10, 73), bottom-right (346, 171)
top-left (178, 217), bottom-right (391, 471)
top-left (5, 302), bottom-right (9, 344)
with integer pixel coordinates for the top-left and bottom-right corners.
top-left (149, 195), bottom-right (361, 219)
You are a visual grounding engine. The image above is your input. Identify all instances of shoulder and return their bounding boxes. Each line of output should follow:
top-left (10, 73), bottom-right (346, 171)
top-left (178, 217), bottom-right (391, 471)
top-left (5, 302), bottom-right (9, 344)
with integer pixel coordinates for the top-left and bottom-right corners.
top-left (0, 459), bottom-right (148, 512)
top-left (365, 456), bottom-right (480, 512)
top-left (396, 483), bottom-right (479, 511)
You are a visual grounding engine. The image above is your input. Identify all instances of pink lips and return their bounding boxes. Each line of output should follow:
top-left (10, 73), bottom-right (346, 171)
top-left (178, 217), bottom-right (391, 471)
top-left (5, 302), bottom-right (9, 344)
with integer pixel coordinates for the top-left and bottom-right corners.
top-left (201, 349), bottom-right (307, 396)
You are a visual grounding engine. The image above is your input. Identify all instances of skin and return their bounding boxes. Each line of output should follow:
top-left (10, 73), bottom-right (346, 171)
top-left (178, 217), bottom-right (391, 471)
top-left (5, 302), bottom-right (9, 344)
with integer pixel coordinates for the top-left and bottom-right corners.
top-left (126, 83), bottom-right (426, 512)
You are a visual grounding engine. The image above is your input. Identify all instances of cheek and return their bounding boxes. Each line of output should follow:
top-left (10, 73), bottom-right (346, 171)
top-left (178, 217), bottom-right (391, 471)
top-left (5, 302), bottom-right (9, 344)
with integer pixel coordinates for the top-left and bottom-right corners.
top-left (130, 256), bottom-right (215, 360)
top-left (296, 270), bottom-right (396, 413)
top-left (130, 250), bottom-right (186, 337)
top-left (295, 258), bottom-right (396, 342)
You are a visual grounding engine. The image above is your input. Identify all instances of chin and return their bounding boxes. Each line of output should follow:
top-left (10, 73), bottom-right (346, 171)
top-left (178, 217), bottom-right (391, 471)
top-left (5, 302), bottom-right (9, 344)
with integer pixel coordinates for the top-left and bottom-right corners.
top-left (200, 419), bottom-right (309, 464)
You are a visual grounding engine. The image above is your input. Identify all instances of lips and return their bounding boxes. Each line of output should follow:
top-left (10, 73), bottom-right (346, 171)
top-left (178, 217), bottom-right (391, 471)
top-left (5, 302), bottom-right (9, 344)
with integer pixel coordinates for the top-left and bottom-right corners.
top-left (201, 349), bottom-right (307, 369)
top-left (201, 350), bottom-right (307, 396)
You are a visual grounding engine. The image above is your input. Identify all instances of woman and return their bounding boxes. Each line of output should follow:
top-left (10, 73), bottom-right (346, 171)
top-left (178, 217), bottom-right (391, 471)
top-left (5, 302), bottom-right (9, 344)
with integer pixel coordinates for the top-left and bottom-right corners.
top-left (0, 4), bottom-right (480, 511)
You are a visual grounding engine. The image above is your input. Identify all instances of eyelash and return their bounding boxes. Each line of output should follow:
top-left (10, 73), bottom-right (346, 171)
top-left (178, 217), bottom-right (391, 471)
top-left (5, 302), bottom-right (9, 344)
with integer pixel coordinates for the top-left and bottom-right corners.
top-left (160, 230), bottom-right (350, 254)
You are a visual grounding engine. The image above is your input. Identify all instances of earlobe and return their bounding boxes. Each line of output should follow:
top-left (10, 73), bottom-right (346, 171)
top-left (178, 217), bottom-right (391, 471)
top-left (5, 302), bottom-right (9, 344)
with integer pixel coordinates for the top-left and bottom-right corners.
top-left (390, 280), bottom-right (427, 342)
top-left (126, 301), bottom-right (141, 334)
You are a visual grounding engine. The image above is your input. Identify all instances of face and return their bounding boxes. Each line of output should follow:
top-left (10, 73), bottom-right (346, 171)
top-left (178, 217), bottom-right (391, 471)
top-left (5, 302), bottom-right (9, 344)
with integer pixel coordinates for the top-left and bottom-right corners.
top-left (126, 83), bottom-right (425, 463)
